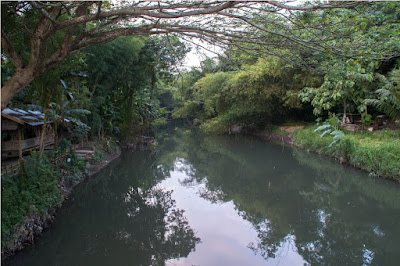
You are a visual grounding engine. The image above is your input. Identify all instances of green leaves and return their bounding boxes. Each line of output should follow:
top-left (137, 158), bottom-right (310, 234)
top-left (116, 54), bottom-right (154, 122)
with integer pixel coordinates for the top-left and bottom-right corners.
top-left (174, 55), bottom-right (320, 132)
top-left (331, 130), bottom-right (345, 140)
top-left (314, 120), bottom-right (345, 147)
top-left (314, 124), bottom-right (331, 133)
top-left (365, 68), bottom-right (400, 120)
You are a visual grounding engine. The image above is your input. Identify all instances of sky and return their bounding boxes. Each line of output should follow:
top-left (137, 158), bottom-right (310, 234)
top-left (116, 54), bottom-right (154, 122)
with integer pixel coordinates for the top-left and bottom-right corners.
top-left (181, 40), bottom-right (223, 69)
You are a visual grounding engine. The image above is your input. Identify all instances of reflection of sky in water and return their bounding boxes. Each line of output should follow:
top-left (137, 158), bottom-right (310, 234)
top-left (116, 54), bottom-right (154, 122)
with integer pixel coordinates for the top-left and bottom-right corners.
top-left (163, 160), bottom-right (307, 265)
top-left (362, 247), bottom-right (375, 265)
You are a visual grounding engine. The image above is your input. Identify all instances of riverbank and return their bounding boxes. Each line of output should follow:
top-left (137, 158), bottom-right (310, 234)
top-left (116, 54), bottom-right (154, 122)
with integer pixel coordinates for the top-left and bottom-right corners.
top-left (1, 144), bottom-right (121, 260)
top-left (292, 126), bottom-right (400, 180)
top-left (248, 125), bottom-right (400, 181)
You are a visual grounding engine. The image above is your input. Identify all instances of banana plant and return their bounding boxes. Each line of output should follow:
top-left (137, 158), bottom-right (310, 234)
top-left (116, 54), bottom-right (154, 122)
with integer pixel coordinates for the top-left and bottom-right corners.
top-left (314, 117), bottom-right (345, 147)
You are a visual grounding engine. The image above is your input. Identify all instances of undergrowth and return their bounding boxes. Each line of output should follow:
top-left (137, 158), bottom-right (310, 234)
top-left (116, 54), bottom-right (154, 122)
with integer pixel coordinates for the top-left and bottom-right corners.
top-left (1, 147), bottom-right (86, 250)
top-left (293, 126), bottom-right (400, 180)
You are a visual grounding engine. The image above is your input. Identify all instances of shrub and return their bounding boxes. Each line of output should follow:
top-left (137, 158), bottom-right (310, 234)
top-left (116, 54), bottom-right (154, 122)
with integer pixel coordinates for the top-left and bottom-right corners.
top-left (1, 149), bottom-right (89, 248)
top-left (92, 149), bottom-right (107, 164)
top-left (1, 153), bottom-right (61, 247)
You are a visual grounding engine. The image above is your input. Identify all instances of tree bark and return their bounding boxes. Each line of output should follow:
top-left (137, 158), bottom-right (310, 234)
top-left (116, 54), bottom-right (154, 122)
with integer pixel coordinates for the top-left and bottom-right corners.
top-left (1, 67), bottom-right (37, 109)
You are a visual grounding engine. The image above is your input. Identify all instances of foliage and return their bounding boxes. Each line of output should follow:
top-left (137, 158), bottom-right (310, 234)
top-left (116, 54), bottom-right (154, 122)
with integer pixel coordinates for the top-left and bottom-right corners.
top-left (92, 150), bottom-right (107, 164)
top-left (296, 2), bottom-right (400, 122)
top-left (60, 151), bottom-right (87, 185)
top-left (57, 138), bottom-right (71, 154)
top-left (171, 56), bottom-right (320, 133)
top-left (299, 59), bottom-right (375, 117)
top-left (314, 117), bottom-right (345, 147)
top-left (1, 146), bottom-right (89, 249)
top-left (293, 127), bottom-right (400, 179)
top-left (4, 1), bottom-right (389, 108)
top-left (82, 36), bottom-right (189, 141)
top-left (1, 153), bottom-right (61, 248)
top-left (365, 68), bottom-right (400, 120)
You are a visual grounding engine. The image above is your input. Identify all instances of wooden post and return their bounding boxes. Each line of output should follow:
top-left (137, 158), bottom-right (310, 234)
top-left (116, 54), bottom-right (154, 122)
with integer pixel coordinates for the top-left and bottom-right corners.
top-left (18, 128), bottom-right (22, 159)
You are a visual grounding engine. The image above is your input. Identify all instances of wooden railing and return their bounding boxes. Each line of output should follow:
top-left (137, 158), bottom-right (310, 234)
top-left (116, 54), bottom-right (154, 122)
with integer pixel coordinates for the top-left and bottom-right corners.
top-left (2, 134), bottom-right (55, 152)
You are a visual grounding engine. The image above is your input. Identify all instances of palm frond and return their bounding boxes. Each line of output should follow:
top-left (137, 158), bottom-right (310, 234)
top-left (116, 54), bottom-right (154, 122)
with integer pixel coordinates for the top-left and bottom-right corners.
top-left (365, 68), bottom-right (400, 120)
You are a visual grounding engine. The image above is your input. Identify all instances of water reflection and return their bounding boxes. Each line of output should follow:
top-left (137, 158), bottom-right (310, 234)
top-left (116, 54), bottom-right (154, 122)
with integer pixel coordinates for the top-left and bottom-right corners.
top-left (155, 127), bottom-right (400, 265)
top-left (6, 126), bottom-right (400, 265)
top-left (6, 152), bottom-right (200, 266)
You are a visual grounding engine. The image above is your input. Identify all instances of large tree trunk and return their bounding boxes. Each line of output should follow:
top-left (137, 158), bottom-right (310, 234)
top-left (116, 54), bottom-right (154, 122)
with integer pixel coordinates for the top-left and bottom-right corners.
top-left (1, 67), bottom-right (37, 109)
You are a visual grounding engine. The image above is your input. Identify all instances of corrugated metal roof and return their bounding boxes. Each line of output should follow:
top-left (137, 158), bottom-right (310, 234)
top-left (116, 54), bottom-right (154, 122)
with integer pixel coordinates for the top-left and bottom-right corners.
top-left (1, 108), bottom-right (53, 126)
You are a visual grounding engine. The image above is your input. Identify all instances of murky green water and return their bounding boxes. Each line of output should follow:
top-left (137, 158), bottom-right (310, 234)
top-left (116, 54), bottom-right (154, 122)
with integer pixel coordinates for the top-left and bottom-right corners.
top-left (6, 127), bottom-right (400, 265)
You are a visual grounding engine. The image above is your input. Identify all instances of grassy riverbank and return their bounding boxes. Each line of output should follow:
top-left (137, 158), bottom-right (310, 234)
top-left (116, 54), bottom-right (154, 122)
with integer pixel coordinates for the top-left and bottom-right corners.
top-left (1, 139), bottom-right (120, 257)
top-left (292, 126), bottom-right (400, 180)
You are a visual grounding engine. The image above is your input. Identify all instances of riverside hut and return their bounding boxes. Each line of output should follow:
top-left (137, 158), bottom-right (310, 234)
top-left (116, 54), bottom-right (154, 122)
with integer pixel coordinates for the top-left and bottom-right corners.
top-left (1, 108), bottom-right (55, 159)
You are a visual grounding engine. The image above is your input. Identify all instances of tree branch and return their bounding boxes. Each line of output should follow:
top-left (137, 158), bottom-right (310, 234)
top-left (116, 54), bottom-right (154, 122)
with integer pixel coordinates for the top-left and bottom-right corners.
top-left (1, 29), bottom-right (24, 69)
top-left (264, 0), bottom-right (363, 11)
top-left (31, 1), bottom-right (58, 24)
top-left (55, 1), bottom-right (239, 30)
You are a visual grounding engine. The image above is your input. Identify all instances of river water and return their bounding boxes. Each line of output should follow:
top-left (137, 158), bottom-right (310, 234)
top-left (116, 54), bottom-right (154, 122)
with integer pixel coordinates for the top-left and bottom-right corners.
top-left (5, 127), bottom-right (400, 265)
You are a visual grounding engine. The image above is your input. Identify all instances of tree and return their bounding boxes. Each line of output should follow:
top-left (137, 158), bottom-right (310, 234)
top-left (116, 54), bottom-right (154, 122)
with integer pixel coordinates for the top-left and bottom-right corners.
top-left (1, 0), bottom-right (368, 108)
top-left (172, 55), bottom-right (320, 132)
top-left (80, 35), bottom-right (188, 141)
top-left (296, 2), bottom-right (400, 123)
top-left (299, 59), bottom-right (375, 121)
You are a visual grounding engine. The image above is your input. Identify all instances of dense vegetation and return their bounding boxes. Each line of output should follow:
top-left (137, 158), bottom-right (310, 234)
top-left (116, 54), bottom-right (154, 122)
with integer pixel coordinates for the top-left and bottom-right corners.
top-left (1, 0), bottom-right (400, 257)
top-left (164, 1), bottom-right (400, 133)
top-left (1, 139), bottom-right (120, 251)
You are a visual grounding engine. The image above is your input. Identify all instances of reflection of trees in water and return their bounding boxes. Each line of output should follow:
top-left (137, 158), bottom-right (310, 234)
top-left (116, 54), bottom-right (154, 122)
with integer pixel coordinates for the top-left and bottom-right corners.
top-left (247, 220), bottom-right (287, 260)
top-left (119, 186), bottom-right (201, 264)
top-left (69, 184), bottom-right (200, 265)
top-left (156, 129), bottom-right (400, 265)
top-left (19, 148), bottom-right (202, 266)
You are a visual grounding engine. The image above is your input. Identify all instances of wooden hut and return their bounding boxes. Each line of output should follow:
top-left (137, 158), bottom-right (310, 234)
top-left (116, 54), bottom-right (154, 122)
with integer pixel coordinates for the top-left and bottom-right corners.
top-left (1, 108), bottom-right (55, 159)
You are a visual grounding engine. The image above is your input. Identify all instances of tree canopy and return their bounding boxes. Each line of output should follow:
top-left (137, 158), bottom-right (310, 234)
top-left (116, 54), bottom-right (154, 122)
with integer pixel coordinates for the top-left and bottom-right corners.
top-left (1, 0), bottom-right (388, 108)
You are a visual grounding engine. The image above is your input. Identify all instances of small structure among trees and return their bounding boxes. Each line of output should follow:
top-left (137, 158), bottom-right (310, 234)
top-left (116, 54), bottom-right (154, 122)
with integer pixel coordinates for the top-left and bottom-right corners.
top-left (1, 108), bottom-right (55, 160)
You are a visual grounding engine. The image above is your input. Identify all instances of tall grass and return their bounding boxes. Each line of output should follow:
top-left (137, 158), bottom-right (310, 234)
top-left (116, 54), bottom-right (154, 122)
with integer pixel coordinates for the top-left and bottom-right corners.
top-left (293, 127), bottom-right (400, 180)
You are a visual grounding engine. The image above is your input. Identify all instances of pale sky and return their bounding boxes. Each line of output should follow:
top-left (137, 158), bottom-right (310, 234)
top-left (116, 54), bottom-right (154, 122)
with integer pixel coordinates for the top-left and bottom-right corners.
top-left (181, 40), bottom-right (223, 69)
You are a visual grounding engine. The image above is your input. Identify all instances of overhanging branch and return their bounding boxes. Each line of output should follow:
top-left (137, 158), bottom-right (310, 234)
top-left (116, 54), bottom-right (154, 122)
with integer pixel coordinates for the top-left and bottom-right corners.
top-left (1, 29), bottom-right (24, 69)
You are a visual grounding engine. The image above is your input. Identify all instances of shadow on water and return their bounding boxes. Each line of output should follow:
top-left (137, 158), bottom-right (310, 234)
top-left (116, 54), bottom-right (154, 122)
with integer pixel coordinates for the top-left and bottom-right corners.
top-left (6, 125), bottom-right (400, 265)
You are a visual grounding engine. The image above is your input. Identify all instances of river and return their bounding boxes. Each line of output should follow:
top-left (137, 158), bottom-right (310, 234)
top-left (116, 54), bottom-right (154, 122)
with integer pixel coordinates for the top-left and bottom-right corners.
top-left (5, 127), bottom-right (400, 265)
